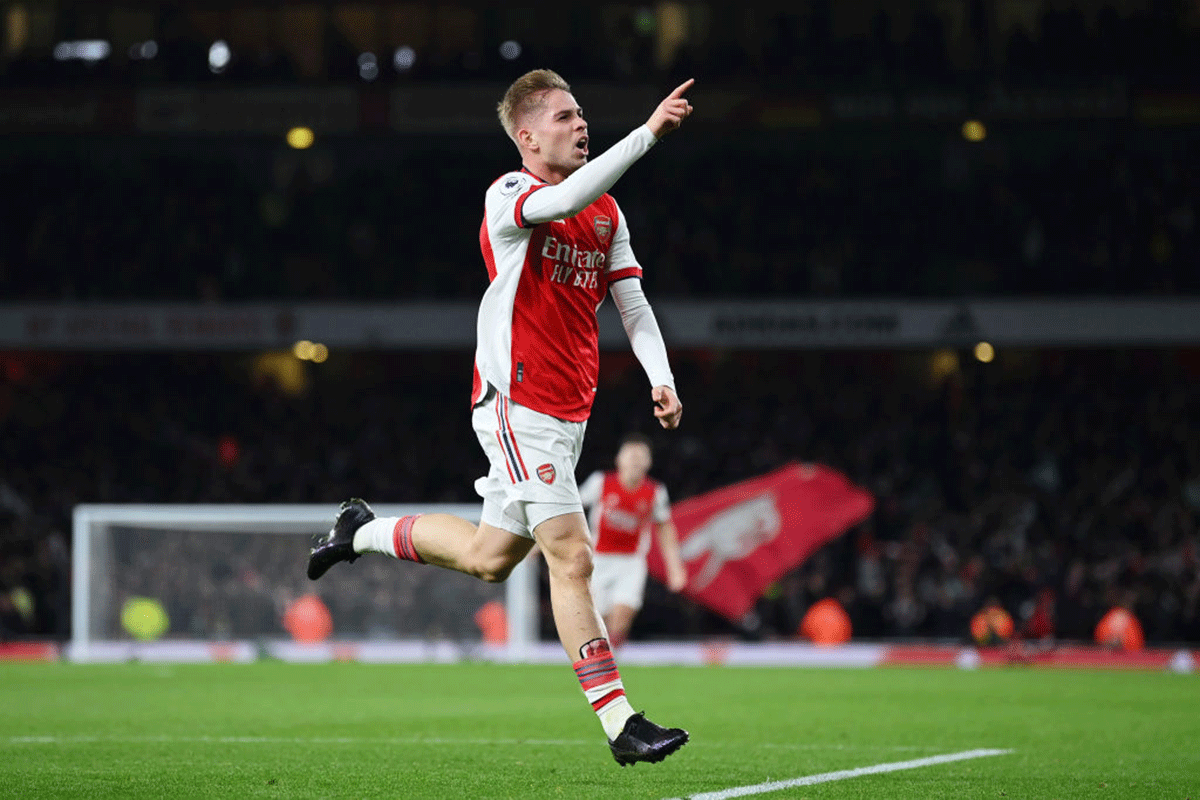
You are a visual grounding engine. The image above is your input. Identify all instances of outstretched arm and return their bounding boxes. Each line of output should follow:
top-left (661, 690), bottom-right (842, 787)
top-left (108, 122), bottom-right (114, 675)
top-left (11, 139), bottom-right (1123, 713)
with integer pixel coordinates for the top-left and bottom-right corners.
top-left (521, 80), bottom-right (695, 225)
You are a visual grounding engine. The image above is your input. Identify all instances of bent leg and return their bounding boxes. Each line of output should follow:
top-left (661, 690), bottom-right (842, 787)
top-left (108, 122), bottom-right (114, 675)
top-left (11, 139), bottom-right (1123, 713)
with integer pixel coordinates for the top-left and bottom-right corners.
top-left (355, 510), bottom-right (533, 583)
top-left (412, 515), bottom-right (534, 583)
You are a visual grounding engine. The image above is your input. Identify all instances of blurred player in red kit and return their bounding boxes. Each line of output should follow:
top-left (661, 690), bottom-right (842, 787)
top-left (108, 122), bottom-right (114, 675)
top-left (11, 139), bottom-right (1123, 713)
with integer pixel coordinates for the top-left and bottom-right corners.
top-left (309, 69), bottom-right (694, 766)
top-left (579, 433), bottom-right (688, 648)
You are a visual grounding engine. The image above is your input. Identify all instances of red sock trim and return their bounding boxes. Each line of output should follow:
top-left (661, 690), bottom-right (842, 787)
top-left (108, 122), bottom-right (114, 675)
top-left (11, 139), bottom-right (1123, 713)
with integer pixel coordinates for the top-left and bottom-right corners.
top-left (573, 651), bottom-right (620, 690)
top-left (590, 688), bottom-right (626, 712)
top-left (392, 515), bottom-right (424, 563)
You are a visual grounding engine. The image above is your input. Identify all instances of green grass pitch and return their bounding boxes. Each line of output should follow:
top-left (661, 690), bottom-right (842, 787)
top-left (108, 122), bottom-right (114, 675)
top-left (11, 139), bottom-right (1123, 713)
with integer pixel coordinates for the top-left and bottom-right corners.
top-left (2, 661), bottom-right (1197, 799)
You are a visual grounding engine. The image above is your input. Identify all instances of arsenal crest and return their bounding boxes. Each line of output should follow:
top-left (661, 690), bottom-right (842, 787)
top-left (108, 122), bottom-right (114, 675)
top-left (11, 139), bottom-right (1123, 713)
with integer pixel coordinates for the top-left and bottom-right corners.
top-left (537, 463), bottom-right (557, 485)
top-left (593, 215), bottom-right (612, 243)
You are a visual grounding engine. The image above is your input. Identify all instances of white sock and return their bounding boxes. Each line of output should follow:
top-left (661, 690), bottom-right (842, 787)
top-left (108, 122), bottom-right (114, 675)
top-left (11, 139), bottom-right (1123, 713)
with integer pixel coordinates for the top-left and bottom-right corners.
top-left (353, 517), bottom-right (400, 556)
top-left (597, 695), bottom-right (636, 740)
top-left (574, 644), bottom-right (636, 740)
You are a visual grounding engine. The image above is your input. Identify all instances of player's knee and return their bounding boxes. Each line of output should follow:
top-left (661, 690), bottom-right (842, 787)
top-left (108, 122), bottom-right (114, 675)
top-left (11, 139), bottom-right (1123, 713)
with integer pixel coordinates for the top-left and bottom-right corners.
top-left (473, 551), bottom-right (520, 583)
top-left (549, 540), bottom-right (594, 584)
top-left (477, 562), bottom-right (513, 583)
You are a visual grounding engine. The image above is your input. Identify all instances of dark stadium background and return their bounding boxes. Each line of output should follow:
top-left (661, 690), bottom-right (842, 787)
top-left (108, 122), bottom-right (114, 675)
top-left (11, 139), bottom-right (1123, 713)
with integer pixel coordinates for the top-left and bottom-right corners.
top-left (1, 0), bottom-right (1198, 647)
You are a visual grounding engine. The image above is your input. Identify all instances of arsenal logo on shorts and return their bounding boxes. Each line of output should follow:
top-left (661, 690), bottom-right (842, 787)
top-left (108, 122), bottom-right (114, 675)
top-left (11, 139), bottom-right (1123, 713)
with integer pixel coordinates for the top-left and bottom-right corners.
top-left (593, 215), bottom-right (612, 243)
top-left (537, 463), bottom-right (557, 485)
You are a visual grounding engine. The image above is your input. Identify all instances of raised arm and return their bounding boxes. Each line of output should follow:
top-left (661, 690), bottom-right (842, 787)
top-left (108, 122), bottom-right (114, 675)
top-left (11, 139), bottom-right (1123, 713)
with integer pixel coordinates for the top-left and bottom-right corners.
top-left (521, 79), bottom-right (695, 226)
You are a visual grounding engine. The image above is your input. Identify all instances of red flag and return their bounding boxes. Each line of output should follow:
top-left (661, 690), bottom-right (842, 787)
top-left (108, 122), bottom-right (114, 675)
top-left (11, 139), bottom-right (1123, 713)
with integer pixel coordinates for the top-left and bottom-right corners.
top-left (648, 463), bottom-right (873, 621)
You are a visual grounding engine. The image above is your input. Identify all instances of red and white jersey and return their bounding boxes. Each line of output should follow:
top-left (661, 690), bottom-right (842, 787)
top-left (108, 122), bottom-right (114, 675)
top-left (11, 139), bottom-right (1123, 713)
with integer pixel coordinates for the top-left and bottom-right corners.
top-left (473, 169), bottom-right (642, 422)
top-left (578, 470), bottom-right (671, 556)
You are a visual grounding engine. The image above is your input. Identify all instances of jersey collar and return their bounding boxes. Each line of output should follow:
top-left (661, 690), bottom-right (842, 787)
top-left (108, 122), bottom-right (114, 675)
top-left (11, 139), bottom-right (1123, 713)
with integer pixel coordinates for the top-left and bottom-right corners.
top-left (521, 166), bottom-right (550, 185)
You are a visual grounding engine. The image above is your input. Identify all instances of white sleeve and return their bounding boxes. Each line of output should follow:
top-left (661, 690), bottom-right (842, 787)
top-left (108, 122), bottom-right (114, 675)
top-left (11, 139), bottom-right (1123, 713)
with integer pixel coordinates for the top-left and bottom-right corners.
top-left (610, 277), bottom-right (675, 391)
top-left (520, 126), bottom-right (657, 225)
top-left (578, 471), bottom-right (604, 508)
top-left (652, 483), bottom-right (671, 523)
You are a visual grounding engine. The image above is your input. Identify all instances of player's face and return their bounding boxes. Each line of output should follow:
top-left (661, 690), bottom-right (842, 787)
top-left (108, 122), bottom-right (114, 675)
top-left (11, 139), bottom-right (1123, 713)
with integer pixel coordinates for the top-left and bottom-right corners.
top-left (529, 89), bottom-right (588, 175)
top-left (615, 443), bottom-right (652, 480)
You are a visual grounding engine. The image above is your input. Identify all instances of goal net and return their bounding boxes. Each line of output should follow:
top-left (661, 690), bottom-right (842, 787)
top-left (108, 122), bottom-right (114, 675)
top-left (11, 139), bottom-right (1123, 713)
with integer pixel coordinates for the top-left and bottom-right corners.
top-left (70, 504), bottom-right (540, 663)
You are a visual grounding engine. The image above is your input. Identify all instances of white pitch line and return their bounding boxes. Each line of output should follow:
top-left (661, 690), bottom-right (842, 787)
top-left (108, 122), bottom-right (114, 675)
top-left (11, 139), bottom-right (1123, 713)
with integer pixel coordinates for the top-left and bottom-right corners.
top-left (665, 748), bottom-right (1014, 800)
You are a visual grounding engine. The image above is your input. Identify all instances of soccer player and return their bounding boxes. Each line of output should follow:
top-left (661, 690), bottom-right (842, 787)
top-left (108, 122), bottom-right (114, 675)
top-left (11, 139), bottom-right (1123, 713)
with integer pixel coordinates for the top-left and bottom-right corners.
top-left (308, 69), bottom-right (693, 766)
top-left (579, 433), bottom-right (688, 648)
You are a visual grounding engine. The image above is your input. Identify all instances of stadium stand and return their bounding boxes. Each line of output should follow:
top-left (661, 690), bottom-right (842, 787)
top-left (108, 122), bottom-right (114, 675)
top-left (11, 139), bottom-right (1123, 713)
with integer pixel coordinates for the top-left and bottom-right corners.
top-left (1, 0), bottom-right (1197, 647)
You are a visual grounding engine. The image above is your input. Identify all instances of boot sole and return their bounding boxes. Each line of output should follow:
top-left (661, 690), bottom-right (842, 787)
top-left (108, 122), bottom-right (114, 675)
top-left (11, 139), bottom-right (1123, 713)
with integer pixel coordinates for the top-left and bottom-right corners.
top-left (611, 733), bottom-right (689, 766)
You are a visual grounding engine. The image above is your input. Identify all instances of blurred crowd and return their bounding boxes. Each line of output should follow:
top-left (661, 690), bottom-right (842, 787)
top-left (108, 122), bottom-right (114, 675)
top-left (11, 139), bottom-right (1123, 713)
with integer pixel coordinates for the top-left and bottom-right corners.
top-left (3, 124), bottom-right (1197, 302)
top-left (3, 347), bottom-right (1198, 645)
top-left (636, 349), bottom-right (1200, 646)
top-left (3, 1), bottom-right (1198, 89)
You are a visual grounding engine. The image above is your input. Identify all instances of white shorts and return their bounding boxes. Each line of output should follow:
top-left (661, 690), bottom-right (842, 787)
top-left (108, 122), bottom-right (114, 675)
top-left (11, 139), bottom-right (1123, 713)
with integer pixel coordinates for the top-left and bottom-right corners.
top-left (591, 553), bottom-right (649, 615)
top-left (472, 389), bottom-right (587, 540)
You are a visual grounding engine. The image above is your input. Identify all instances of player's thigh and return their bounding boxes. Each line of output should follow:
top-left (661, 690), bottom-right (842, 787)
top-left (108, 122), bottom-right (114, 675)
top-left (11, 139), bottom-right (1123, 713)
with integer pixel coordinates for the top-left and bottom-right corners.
top-left (472, 521), bottom-right (536, 581)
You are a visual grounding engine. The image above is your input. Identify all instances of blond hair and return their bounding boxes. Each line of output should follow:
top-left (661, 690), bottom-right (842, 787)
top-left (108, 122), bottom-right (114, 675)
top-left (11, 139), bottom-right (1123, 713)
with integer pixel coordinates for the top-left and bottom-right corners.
top-left (497, 69), bottom-right (571, 144)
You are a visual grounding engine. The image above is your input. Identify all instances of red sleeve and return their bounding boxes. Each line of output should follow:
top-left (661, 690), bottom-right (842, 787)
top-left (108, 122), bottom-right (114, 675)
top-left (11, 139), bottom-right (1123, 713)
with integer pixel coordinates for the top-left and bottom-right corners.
top-left (606, 267), bottom-right (643, 285)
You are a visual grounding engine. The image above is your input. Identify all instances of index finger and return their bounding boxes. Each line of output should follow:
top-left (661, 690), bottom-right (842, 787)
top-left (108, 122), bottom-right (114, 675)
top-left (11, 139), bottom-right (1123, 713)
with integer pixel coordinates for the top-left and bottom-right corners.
top-left (666, 78), bottom-right (695, 99)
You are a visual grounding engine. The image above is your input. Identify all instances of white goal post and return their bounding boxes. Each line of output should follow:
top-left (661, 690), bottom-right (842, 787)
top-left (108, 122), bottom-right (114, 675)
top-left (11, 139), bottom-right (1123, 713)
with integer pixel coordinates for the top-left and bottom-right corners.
top-left (70, 504), bottom-right (540, 663)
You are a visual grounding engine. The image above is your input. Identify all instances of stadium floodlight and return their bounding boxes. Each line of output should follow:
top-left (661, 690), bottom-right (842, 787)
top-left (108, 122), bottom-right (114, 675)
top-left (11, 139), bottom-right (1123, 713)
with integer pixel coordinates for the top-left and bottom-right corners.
top-left (393, 46), bottom-right (416, 72)
top-left (53, 40), bottom-right (111, 62)
top-left (128, 40), bottom-right (158, 60)
top-left (358, 52), bottom-right (378, 81)
top-left (285, 127), bottom-right (315, 150)
top-left (499, 40), bottom-right (522, 61)
top-left (71, 504), bottom-right (539, 663)
top-left (208, 40), bottom-right (231, 73)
